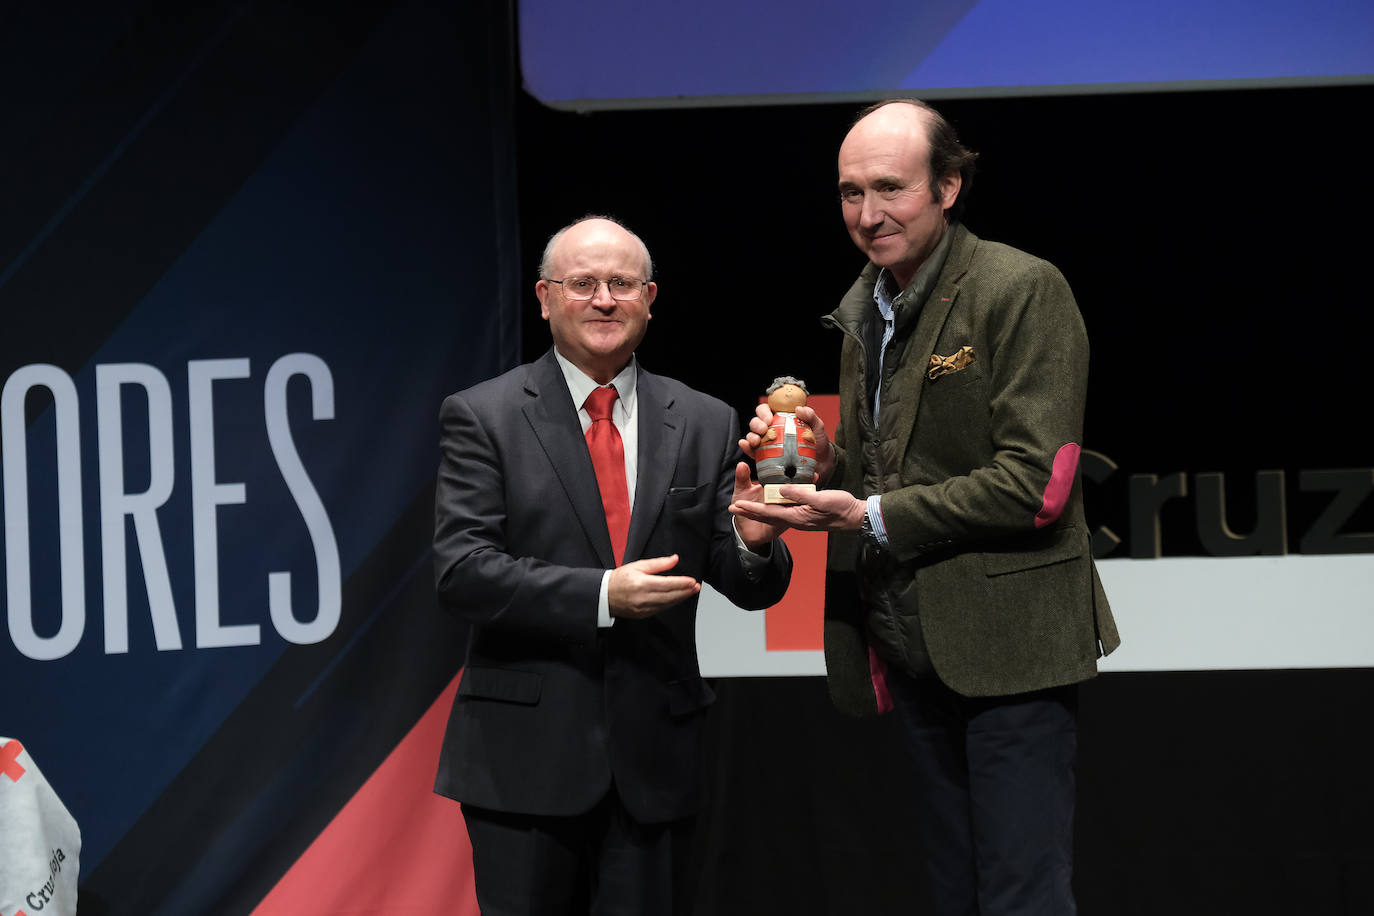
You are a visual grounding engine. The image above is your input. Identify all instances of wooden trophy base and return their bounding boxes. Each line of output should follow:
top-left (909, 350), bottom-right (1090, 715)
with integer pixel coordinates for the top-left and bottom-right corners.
top-left (764, 483), bottom-right (816, 505)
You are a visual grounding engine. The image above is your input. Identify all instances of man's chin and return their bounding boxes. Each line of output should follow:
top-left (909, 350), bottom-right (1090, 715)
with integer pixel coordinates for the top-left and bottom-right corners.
top-left (864, 239), bottom-right (904, 261)
top-left (584, 333), bottom-right (631, 354)
top-left (581, 338), bottom-right (638, 367)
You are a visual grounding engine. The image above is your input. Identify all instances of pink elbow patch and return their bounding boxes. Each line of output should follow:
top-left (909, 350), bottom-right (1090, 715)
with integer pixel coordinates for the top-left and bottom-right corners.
top-left (1035, 443), bottom-right (1081, 528)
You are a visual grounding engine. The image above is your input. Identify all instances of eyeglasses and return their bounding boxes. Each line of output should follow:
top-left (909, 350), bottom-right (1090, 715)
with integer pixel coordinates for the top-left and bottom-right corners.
top-left (838, 180), bottom-right (926, 206)
top-left (547, 276), bottom-right (648, 301)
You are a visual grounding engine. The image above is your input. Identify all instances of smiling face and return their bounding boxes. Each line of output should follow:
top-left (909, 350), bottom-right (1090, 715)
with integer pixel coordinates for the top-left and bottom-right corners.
top-left (535, 218), bottom-right (657, 384)
top-left (837, 104), bottom-right (961, 290)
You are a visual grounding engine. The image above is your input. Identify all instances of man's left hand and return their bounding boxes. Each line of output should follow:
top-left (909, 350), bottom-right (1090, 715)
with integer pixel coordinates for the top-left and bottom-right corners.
top-left (730, 462), bottom-right (788, 552)
top-left (730, 484), bottom-right (866, 533)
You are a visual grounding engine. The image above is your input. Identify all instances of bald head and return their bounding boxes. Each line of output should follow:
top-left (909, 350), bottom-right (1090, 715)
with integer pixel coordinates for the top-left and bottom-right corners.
top-left (540, 216), bottom-right (653, 282)
top-left (848, 98), bottom-right (936, 139)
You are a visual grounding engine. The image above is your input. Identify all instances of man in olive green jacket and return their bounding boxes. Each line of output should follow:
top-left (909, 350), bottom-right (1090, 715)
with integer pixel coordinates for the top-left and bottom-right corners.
top-left (733, 100), bottom-right (1119, 915)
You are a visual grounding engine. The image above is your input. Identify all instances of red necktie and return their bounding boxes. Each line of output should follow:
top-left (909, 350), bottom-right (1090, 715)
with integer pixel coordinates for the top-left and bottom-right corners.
top-left (584, 386), bottom-right (631, 566)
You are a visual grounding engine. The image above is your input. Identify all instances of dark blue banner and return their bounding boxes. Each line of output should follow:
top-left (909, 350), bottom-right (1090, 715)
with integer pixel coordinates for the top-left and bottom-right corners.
top-left (1, 2), bottom-right (515, 911)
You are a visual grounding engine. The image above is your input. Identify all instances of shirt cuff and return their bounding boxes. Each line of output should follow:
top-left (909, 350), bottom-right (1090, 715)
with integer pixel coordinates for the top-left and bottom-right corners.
top-left (598, 570), bottom-right (615, 627)
top-left (732, 517), bottom-right (772, 581)
top-left (866, 495), bottom-right (890, 548)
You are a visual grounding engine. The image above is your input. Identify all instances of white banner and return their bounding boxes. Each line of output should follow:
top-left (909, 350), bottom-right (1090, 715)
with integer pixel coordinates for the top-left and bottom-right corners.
top-left (697, 555), bottom-right (1374, 676)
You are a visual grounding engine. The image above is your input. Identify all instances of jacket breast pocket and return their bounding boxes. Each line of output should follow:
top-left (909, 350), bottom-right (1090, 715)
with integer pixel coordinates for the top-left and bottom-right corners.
top-left (666, 482), bottom-right (710, 507)
top-left (457, 666), bottom-right (542, 705)
top-left (910, 368), bottom-right (992, 477)
top-left (665, 482), bottom-right (713, 526)
top-left (661, 482), bottom-right (713, 560)
top-left (925, 365), bottom-right (985, 392)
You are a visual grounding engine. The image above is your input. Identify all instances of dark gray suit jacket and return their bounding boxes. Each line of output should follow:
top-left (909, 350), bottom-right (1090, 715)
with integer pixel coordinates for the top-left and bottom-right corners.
top-left (433, 349), bottom-right (791, 823)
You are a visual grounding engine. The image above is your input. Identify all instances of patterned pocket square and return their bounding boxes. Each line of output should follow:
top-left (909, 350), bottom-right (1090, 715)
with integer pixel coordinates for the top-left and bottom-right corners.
top-left (927, 346), bottom-right (976, 380)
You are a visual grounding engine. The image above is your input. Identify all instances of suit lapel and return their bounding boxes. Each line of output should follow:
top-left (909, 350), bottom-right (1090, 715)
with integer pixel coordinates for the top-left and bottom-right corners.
top-left (887, 227), bottom-right (976, 453)
top-left (521, 349), bottom-right (618, 568)
top-left (626, 369), bottom-right (683, 562)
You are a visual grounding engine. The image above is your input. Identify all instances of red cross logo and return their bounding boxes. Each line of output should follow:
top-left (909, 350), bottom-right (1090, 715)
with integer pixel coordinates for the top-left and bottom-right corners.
top-left (1, 739), bottom-right (26, 783)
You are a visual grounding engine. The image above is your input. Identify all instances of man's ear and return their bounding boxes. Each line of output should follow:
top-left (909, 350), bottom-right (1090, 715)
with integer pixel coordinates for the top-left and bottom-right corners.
top-left (938, 173), bottom-right (962, 213)
top-left (535, 279), bottom-right (551, 320)
top-left (643, 280), bottom-right (657, 316)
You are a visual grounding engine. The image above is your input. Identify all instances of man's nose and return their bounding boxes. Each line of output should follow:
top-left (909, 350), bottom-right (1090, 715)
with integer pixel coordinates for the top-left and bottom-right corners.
top-left (860, 194), bottom-right (885, 228)
top-left (590, 281), bottom-right (617, 306)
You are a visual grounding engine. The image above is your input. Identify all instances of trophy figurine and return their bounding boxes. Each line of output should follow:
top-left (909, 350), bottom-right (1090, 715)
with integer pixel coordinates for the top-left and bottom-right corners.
top-left (755, 376), bottom-right (818, 504)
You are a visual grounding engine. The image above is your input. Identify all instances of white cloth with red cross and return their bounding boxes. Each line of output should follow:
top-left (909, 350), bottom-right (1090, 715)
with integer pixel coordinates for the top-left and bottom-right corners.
top-left (1, 737), bottom-right (80, 916)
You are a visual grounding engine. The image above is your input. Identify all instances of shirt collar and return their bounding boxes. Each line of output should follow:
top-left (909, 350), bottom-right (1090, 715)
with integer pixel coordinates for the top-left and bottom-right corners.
top-left (873, 268), bottom-right (901, 320)
top-left (553, 349), bottom-right (638, 414)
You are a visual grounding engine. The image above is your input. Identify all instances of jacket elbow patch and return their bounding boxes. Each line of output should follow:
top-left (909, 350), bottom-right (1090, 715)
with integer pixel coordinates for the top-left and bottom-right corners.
top-left (1034, 442), bottom-right (1081, 528)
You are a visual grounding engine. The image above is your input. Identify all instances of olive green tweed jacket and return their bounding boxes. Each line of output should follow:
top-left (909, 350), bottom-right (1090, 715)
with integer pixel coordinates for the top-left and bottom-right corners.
top-left (821, 224), bottom-right (1120, 715)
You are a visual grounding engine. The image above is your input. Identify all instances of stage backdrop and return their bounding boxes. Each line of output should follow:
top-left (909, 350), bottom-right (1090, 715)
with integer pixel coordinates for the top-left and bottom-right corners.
top-left (0, 2), bottom-right (514, 913)
top-left (512, 82), bottom-right (1374, 915)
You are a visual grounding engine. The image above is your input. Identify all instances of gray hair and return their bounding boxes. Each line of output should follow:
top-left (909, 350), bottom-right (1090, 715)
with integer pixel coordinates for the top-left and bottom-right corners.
top-left (766, 376), bottom-right (808, 395)
top-left (538, 214), bottom-right (654, 281)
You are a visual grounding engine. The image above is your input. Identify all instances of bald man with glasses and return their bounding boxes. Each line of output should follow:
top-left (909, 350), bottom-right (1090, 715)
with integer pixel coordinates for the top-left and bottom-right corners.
top-left (433, 216), bottom-right (791, 915)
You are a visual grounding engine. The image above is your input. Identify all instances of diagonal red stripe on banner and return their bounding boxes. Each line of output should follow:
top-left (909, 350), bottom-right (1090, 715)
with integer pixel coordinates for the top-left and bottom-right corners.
top-left (251, 673), bottom-right (477, 916)
top-left (1, 739), bottom-right (26, 783)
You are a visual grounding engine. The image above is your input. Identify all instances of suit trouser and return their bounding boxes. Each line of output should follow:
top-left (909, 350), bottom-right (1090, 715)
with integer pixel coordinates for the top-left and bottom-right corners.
top-left (886, 669), bottom-right (1079, 916)
top-left (461, 786), bottom-right (691, 916)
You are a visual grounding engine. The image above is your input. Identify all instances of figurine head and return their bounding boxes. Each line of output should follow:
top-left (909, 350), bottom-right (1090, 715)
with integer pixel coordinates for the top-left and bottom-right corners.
top-left (766, 376), bottom-right (808, 414)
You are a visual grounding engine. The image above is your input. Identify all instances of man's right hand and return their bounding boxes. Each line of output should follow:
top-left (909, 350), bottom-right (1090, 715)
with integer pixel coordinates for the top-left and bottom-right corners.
top-left (738, 403), bottom-right (836, 486)
top-left (608, 554), bottom-right (701, 619)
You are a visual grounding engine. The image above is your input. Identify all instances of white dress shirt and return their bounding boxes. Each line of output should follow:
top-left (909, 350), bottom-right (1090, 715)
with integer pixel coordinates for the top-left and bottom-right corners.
top-left (552, 349), bottom-right (772, 628)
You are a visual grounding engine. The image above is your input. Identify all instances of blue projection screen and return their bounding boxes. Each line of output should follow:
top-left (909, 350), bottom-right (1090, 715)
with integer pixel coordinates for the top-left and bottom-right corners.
top-left (520, 0), bottom-right (1374, 109)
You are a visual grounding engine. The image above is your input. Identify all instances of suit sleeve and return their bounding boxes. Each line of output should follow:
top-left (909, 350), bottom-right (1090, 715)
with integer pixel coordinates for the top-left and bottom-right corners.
top-left (879, 259), bottom-right (1089, 562)
top-left (703, 403), bottom-right (793, 610)
top-left (432, 392), bottom-right (602, 644)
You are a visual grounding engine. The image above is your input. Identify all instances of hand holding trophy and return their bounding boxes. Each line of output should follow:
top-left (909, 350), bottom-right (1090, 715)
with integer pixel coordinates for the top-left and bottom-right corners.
top-left (754, 376), bottom-right (818, 504)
